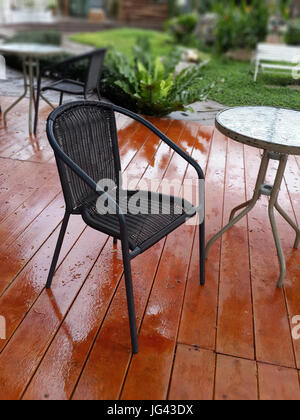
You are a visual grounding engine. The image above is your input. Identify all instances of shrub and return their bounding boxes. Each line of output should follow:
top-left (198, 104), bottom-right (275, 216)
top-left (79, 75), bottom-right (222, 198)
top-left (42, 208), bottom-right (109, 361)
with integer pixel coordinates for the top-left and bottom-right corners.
top-left (100, 37), bottom-right (211, 116)
top-left (285, 19), bottom-right (300, 45)
top-left (199, 0), bottom-right (215, 14)
top-left (4, 31), bottom-right (211, 117)
top-left (168, 0), bottom-right (215, 16)
top-left (214, 0), bottom-right (269, 53)
top-left (167, 0), bottom-right (181, 17)
top-left (165, 13), bottom-right (199, 46)
top-left (280, 0), bottom-right (292, 19)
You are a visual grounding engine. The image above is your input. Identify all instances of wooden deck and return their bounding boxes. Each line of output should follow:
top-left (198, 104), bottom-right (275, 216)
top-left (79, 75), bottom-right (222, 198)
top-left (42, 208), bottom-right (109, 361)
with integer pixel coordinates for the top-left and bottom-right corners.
top-left (0, 96), bottom-right (300, 400)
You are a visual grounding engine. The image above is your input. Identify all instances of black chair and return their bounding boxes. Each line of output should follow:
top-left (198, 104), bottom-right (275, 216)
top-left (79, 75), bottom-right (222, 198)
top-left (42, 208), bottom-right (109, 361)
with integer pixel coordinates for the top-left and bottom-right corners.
top-left (34, 49), bottom-right (107, 135)
top-left (46, 101), bottom-right (205, 354)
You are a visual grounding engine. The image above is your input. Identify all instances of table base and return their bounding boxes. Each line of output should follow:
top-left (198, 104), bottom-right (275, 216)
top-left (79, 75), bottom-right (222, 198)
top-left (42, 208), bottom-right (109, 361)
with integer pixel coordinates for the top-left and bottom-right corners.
top-left (2, 57), bottom-right (55, 136)
top-left (205, 150), bottom-right (300, 288)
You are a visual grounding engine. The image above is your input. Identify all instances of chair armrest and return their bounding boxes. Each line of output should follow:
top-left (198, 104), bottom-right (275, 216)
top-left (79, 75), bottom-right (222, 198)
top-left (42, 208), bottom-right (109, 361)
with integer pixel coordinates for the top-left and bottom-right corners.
top-left (109, 104), bottom-right (205, 181)
top-left (46, 119), bottom-right (128, 237)
top-left (40, 49), bottom-right (107, 76)
top-left (110, 104), bottom-right (205, 223)
top-left (40, 54), bottom-right (73, 76)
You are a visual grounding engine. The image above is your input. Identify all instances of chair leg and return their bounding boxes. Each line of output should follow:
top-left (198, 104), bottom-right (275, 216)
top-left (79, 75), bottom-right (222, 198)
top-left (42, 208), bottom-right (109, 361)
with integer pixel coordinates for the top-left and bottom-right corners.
top-left (200, 221), bottom-right (205, 286)
top-left (97, 86), bottom-right (101, 101)
top-left (122, 247), bottom-right (139, 354)
top-left (59, 92), bottom-right (64, 106)
top-left (33, 79), bottom-right (41, 136)
top-left (46, 212), bottom-right (70, 289)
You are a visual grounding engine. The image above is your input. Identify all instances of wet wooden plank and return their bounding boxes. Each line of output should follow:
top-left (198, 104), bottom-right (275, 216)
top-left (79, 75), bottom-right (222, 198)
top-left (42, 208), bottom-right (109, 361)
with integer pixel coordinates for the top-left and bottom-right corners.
top-left (0, 179), bottom-right (61, 250)
top-left (178, 129), bottom-right (227, 350)
top-left (168, 345), bottom-right (215, 400)
top-left (119, 127), bottom-right (207, 400)
top-left (280, 156), bottom-right (300, 369)
top-left (123, 119), bottom-right (172, 183)
top-left (141, 120), bottom-right (186, 183)
top-left (258, 363), bottom-right (300, 400)
top-left (120, 224), bottom-right (196, 400)
top-left (0, 111), bottom-right (164, 296)
top-left (0, 194), bottom-right (66, 295)
top-left (0, 158), bottom-right (22, 185)
top-left (0, 228), bottom-right (108, 399)
top-left (1, 99), bottom-right (300, 400)
top-left (22, 236), bottom-right (125, 400)
top-left (0, 104), bottom-right (34, 155)
top-left (72, 123), bottom-right (199, 401)
top-left (71, 240), bottom-right (166, 401)
top-left (117, 118), bottom-right (163, 171)
top-left (217, 140), bottom-right (254, 360)
top-left (20, 118), bottom-right (188, 400)
top-left (0, 160), bottom-right (47, 191)
top-left (245, 146), bottom-right (296, 368)
top-left (0, 161), bottom-right (57, 222)
top-left (0, 98), bottom-right (53, 161)
top-left (0, 216), bottom-right (86, 354)
top-left (21, 121), bottom-right (173, 400)
top-left (214, 354), bottom-right (258, 400)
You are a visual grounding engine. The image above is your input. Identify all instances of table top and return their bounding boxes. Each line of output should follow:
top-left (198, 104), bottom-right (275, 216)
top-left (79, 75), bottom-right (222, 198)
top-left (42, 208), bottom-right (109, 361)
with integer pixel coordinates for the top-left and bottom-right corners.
top-left (216, 106), bottom-right (300, 155)
top-left (0, 43), bottom-right (64, 58)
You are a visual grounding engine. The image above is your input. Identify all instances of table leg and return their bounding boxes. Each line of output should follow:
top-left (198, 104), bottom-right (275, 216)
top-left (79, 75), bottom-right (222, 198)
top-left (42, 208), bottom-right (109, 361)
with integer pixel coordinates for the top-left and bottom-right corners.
top-left (229, 199), bottom-right (253, 222)
top-left (3, 59), bottom-right (28, 127)
top-left (205, 150), bottom-right (270, 258)
top-left (32, 61), bottom-right (37, 107)
top-left (28, 57), bottom-right (35, 136)
top-left (3, 57), bottom-right (55, 135)
top-left (35, 60), bottom-right (55, 110)
top-left (206, 149), bottom-right (299, 287)
top-left (274, 202), bottom-right (300, 249)
top-left (268, 154), bottom-right (289, 288)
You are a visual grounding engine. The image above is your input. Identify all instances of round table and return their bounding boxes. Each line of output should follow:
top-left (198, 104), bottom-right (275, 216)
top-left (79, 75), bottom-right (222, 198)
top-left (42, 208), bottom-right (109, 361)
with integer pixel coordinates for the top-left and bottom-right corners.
top-left (0, 43), bottom-right (64, 136)
top-left (206, 106), bottom-right (300, 288)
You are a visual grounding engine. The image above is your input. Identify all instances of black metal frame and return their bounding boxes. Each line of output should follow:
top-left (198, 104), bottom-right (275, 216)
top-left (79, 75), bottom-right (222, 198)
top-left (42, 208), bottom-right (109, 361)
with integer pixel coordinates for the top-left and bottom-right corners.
top-left (46, 101), bottom-right (205, 354)
top-left (33, 49), bottom-right (107, 135)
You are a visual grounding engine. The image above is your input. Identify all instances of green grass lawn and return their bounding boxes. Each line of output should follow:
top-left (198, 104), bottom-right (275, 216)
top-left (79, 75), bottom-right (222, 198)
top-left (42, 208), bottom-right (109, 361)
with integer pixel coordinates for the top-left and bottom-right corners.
top-left (71, 28), bottom-right (299, 111)
top-left (70, 28), bottom-right (173, 57)
top-left (203, 58), bottom-right (300, 111)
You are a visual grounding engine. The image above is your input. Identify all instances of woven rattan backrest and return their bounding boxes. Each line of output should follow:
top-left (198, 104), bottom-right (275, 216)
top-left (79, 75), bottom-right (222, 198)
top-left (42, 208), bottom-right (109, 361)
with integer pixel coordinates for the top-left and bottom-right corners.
top-left (85, 49), bottom-right (106, 95)
top-left (52, 103), bottom-right (121, 212)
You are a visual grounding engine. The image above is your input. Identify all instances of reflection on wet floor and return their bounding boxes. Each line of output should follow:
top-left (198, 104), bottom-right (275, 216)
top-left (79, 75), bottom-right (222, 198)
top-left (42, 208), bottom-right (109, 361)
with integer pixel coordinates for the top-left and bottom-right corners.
top-left (0, 95), bottom-right (300, 400)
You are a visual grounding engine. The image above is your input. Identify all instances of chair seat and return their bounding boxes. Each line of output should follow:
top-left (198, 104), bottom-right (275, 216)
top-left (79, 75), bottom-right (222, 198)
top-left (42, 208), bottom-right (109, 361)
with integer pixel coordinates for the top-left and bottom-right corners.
top-left (81, 190), bottom-right (197, 252)
top-left (42, 79), bottom-right (85, 95)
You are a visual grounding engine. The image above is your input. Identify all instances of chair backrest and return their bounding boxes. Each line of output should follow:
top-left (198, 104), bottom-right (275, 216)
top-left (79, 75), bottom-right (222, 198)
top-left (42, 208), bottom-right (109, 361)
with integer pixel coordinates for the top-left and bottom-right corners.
top-left (84, 49), bottom-right (107, 96)
top-left (47, 102), bottom-right (121, 213)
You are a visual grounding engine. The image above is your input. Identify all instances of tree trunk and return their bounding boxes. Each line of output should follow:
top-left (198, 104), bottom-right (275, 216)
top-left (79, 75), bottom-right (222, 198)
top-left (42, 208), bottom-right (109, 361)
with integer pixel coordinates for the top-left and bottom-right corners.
top-left (291, 0), bottom-right (300, 18)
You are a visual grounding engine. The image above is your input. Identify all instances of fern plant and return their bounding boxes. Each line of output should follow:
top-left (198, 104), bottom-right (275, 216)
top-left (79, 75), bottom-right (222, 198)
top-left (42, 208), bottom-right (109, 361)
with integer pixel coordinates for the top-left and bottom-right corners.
top-left (101, 37), bottom-right (210, 117)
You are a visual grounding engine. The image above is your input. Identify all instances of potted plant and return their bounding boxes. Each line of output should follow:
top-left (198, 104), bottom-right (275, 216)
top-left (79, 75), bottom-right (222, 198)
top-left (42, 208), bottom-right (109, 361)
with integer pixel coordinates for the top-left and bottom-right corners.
top-left (47, 1), bottom-right (59, 16)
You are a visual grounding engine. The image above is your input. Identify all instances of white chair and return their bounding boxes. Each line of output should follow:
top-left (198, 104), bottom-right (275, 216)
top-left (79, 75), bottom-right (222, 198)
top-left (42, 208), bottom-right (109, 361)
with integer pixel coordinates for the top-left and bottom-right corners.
top-left (253, 43), bottom-right (300, 81)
